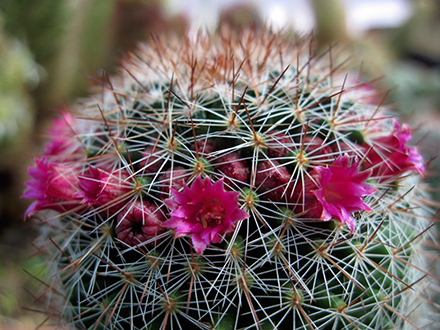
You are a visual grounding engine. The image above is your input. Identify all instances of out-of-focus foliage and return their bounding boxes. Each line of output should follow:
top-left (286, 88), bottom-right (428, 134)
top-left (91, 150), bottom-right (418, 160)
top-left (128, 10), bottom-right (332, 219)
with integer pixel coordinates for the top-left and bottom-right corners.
top-left (0, 227), bottom-right (47, 328)
top-left (0, 0), bottom-right (68, 66)
top-left (0, 28), bottom-right (36, 149)
top-left (46, 0), bottom-right (116, 106)
top-left (387, 63), bottom-right (440, 115)
top-left (312, 0), bottom-right (349, 45)
top-left (390, 0), bottom-right (440, 64)
top-left (0, 20), bottom-right (37, 244)
top-left (218, 2), bottom-right (262, 31)
top-left (49, 0), bottom-right (187, 105)
top-left (384, 0), bottom-right (440, 115)
top-left (1, 0), bottom-right (187, 115)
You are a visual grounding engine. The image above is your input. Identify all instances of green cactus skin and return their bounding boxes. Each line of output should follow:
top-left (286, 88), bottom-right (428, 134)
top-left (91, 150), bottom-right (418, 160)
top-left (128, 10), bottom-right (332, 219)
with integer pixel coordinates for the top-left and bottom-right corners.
top-left (26, 29), bottom-right (439, 330)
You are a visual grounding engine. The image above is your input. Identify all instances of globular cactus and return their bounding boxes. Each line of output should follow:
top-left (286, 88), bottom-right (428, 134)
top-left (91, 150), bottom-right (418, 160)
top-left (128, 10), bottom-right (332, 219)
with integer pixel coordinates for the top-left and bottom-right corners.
top-left (23, 29), bottom-right (439, 329)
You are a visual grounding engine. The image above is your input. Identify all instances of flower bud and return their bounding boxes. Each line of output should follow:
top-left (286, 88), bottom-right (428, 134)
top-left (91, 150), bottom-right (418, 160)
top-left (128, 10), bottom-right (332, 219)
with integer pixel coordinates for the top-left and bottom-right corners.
top-left (116, 200), bottom-right (166, 246)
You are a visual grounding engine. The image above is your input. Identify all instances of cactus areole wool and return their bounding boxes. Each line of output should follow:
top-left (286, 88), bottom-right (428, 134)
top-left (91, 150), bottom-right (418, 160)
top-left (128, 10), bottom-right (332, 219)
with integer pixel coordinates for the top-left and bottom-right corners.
top-left (22, 29), bottom-right (438, 330)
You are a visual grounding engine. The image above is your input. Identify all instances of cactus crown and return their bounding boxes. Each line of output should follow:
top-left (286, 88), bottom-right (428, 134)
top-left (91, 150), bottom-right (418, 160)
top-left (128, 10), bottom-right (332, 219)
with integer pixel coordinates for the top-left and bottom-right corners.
top-left (24, 29), bottom-right (438, 329)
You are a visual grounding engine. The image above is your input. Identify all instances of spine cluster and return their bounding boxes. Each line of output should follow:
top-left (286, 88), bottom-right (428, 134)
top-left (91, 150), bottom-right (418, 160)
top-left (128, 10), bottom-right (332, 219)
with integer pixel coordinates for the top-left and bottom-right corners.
top-left (23, 30), bottom-right (438, 330)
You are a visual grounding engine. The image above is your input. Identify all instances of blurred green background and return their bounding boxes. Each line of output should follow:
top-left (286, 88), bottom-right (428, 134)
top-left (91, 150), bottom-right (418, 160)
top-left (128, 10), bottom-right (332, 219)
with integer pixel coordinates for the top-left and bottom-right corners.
top-left (0, 0), bottom-right (439, 328)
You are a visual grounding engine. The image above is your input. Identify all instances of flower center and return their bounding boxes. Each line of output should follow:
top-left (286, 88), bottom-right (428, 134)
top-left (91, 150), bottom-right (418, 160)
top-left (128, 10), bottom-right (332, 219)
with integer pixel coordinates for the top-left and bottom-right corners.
top-left (131, 220), bottom-right (143, 235)
top-left (323, 185), bottom-right (343, 203)
top-left (196, 198), bottom-right (225, 228)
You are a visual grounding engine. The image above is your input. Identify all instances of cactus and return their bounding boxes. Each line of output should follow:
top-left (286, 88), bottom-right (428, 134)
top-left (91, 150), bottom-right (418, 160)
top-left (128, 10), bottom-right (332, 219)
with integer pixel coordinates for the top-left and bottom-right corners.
top-left (23, 29), bottom-right (439, 329)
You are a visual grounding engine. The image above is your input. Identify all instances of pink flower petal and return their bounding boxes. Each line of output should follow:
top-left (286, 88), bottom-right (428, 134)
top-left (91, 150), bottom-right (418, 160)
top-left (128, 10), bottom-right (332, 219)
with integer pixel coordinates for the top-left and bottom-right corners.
top-left (163, 175), bottom-right (249, 255)
top-left (364, 119), bottom-right (425, 182)
top-left (192, 234), bottom-right (208, 255)
top-left (22, 158), bottom-right (83, 218)
top-left (293, 155), bottom-right (375, 233)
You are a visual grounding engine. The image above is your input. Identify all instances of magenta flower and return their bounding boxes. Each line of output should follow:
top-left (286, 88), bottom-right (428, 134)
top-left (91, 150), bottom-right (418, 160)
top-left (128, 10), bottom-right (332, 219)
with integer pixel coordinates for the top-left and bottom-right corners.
top-left (77, 167), bottom-right (132, 214)
top-left (162, 175), bottom-right (249, 255)
top-left (116, 201), bottom-right (166, 246)
top-left (43, 112), bottom-right (85, 162)
top-left (291, 155), bottom-right (376, 233)
top-left (364, 120), bottom-right (425, 182)
top-left (22, 158), bottom-right (83, 218)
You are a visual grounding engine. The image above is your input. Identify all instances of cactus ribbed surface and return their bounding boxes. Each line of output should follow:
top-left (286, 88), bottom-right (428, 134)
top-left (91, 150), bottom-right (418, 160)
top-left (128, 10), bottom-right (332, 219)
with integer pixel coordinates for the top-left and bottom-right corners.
top-left (24, 29), bottom-right (439, 329)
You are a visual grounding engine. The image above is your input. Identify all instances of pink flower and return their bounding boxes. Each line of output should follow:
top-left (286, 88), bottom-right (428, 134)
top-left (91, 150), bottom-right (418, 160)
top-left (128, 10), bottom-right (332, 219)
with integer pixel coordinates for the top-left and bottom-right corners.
top-left (162, 175), bottom-right (249, 255)
top-left (291, 155), bottom-right (376, 233)
top-left (22, 158), bottom-right (83, 218)
top-left (77, 167), bottom-right (132, 213)
top-left (364, 120), bottom-right (425, 182)
top-left (43, 112), bottom-right (85, 162)
top-left (116, 201), bottom-right (166, 246)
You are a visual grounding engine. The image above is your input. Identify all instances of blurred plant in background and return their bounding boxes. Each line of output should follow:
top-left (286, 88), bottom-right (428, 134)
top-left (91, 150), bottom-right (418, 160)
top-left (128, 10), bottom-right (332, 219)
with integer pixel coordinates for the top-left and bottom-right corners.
top-left (0, 0), bottom-right (187, 123)
top-left (0, 18), bottom-right (37, 232)
top-left (0, 15), bottom-right (44, 329)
